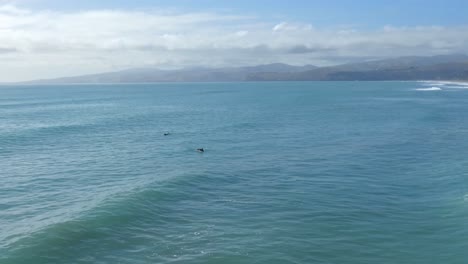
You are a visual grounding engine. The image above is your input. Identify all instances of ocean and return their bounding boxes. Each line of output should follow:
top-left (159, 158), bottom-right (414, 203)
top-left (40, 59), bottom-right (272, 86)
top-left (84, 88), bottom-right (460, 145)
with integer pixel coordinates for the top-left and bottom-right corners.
top-left (1, 81), bottom-right (468, 263)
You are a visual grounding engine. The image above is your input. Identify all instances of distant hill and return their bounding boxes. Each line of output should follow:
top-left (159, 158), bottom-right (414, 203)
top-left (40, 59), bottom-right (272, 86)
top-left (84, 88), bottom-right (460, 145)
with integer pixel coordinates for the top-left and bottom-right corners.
top-left (22, 63), bottom-right (318, 84)
top-left (247, 54), bottom-right (468, 81)
top-left (19, 54), bottom-right (468, 84)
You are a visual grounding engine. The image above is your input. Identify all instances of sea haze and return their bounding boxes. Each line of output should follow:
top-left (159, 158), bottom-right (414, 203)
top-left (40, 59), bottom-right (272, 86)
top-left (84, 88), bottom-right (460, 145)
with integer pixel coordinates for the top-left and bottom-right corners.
top-left (1, 82), bottom-right (468, 263)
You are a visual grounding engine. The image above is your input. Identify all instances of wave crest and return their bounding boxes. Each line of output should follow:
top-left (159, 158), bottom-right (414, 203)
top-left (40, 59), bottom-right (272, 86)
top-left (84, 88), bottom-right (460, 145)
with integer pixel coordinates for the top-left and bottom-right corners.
top-left (415, 87), bottom-right (442, 91)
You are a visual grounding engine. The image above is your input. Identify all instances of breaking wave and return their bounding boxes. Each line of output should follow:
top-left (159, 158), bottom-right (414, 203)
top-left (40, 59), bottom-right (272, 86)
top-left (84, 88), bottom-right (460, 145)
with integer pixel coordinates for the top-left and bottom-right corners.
top-left (415, 87), bottom-right (442, 91)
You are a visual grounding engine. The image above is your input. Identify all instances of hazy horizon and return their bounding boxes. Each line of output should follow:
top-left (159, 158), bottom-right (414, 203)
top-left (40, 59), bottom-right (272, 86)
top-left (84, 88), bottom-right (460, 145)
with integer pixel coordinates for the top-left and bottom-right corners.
top-left (1, 0), bottom-right (468, 82)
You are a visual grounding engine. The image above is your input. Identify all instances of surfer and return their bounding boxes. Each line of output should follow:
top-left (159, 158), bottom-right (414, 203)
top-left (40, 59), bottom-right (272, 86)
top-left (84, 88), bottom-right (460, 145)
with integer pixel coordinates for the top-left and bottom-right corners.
top-left (164, 132), bottom-right (170, 136)
top-left (197, 148), bottom-right (204, 152)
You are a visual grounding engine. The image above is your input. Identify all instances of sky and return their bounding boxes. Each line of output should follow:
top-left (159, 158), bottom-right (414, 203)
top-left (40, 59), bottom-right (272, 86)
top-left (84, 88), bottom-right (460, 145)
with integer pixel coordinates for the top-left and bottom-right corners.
top-left (1, 0), bottom-right (468, 82)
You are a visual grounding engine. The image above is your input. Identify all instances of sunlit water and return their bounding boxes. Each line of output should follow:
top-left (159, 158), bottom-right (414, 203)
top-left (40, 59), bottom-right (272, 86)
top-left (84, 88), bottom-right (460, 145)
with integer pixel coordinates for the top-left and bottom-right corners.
top-left (1, 81), bottom-right (468, 263)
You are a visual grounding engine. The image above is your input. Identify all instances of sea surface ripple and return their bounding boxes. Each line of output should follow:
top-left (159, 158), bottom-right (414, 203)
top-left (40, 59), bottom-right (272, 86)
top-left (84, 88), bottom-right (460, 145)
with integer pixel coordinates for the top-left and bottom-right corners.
top-left (1, 82), bottom-right (468, 263)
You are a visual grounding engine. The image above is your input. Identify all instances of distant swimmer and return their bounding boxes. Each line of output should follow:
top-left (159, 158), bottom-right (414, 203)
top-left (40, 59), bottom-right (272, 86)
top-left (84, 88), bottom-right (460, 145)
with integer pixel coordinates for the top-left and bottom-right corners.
top-left (197, 148), bottom-right (204, 152)
top-left (164, 132), bottom-right (170, 136)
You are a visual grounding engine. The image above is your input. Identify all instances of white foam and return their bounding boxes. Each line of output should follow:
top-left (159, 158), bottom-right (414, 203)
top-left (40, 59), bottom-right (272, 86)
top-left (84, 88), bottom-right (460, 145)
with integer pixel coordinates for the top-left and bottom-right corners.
top-left (415, 87), bottom-right (442, 91)
top-left (418, 81), bottom-right (446, 86)
top-left (444, 85), bottom-right (468, 89)
top-left (419, 80), bottom-right (468, 87)
top-left (439, 81), bottom-right (468, 86)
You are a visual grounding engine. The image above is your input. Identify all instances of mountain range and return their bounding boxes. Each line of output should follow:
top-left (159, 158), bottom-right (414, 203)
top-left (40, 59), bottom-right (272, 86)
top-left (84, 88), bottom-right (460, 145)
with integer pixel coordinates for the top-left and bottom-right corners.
top-left (21, 54), bottom-right (468, 84)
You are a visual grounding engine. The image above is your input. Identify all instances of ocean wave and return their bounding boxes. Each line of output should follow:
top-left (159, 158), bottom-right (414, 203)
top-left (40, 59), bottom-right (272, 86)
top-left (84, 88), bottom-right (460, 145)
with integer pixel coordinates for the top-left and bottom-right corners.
top-left (444, 85), bottom-right (468, 89)
top-left (1, 182), bottom-right (163, 253)
top-left (0, 173), bottom-right (210, 263)
top-left (418, 80), bottom-right (468, 89)
top-left (417, 81), bottom-right (447, 86)
top-left (0, 97), bottom-right (116, 109)
top-left (415, 87), bottom-right (442, 91)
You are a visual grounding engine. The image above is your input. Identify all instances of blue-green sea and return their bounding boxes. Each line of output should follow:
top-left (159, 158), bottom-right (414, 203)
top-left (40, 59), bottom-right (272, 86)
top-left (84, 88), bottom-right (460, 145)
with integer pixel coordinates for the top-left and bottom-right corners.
top-left (1, 81), bottom-right (468, 263)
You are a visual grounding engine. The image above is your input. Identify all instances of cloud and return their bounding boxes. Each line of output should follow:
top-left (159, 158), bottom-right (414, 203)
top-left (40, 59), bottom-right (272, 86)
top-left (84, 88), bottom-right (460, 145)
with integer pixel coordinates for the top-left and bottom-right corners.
top-left (273, 22), bottom-right (290, 31)
top-left (0, 47), bottom-right (17, 53)
top-left (287, 45), bottom-right (335, 54)
top-left (235, 30), bottom-right (248, 37)
top-left (0, 4), bottom-right (468, 81)
top-left (273, 22), bottom-right (313, 32)
top-left (0, 4), bottom-right (30, 15)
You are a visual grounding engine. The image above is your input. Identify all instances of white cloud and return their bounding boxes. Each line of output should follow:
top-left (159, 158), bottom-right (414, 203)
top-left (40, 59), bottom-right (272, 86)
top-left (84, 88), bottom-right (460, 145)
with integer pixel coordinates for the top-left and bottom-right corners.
top-left (273, 22), bottom-right (313, 32)
top-left (236, 30), bottom-right (248, 37)
top-left (0, 5), bottom-right (467, 81)
top-left (0, 4), bottom-right (30, 15)
top-left (273, 22), bottom-right (289, 31)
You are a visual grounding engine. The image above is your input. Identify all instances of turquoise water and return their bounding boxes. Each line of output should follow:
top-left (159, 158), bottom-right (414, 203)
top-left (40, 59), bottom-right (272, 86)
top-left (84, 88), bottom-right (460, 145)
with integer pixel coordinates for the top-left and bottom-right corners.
top-left (1, 81), bottom-right (468, 263)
